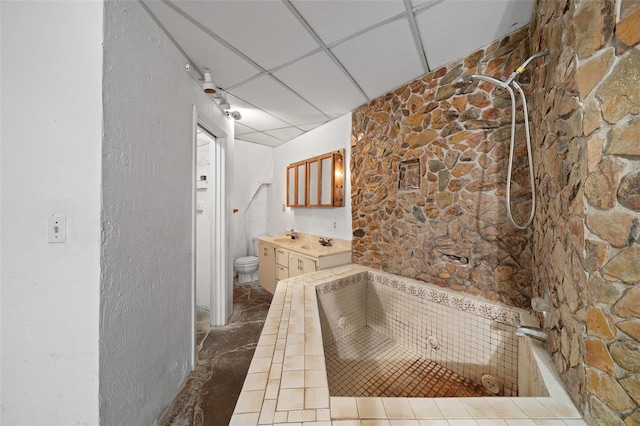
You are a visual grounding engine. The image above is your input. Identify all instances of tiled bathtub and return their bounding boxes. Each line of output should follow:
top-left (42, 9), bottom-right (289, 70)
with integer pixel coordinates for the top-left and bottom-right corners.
top-left (230, 264), bottom-right (585, 425)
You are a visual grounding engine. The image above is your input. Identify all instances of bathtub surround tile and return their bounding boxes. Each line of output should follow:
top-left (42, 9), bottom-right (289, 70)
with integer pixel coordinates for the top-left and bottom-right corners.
top-left (284, 355), bottom-right (305, 371)
top-left (305, 386), bottom-right (330, 409)
top-left (243, 372), bottom-right (270, 392)
top-left (432, 398), bottom-right (471, 419)
top-left (381, 398), bottom-right (415, 419)
top-left (281, 370), bottom-right (305, 388)
top-left (484, 398), bottom-right (528, 418)
top-left (408, 399), bottom-right (443, 419)
top-left (331, 397), bottom-right (360, 419)
top-left (287, 409), bottom-right (316, 422)
top-left (305, 369), bottom-right (328, 388)
top-left (229, 412), bottom-right (260, 425)
top-left (230, 266), bottom-right (584, 424)
top-left (535, 398), bottom-right (582, 419)
top-left (259, 399), bottom-right (277, 424)
top-left (476, 420), bottom-right (508, 426)
top-left (273, 411), bottom-right (288, 423)
top-left (512, 398), bottom-right (556, 418)
top-left (316, 408), bottom-right (331, 421)
top-left (504, 421), bottom-right (537, 426)
top-left (277, 388), bottom-right (305, 411)
top-left (387, 420), bottom-right (421, 426)
top-left (235, 390), bottom-right (266, 413)
top-left (445, 420), bottom-right (480, 426)
top-left (357, 397), bottom-right (388, 419)
top-left (266, 379), bottom-right (281, 399)
top-left (460, 398), bottom-right (500, 418)
top-left (362, 420), bottom-right (391, 426)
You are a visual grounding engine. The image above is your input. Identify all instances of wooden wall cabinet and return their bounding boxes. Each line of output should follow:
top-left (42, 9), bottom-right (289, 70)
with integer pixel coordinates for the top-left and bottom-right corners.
top-left (286, 149), bottom-right (344, 208)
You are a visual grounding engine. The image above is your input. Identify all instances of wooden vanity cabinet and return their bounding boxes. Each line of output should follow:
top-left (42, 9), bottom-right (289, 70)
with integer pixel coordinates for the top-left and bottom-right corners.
top-left (258, 243), bottom-right (276, 294)
top-left (288, 252), bottom-right (317, 278)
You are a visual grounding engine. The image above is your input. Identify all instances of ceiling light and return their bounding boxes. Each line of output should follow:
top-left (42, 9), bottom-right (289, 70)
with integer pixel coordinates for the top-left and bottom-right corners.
top-left (226, 111), bottom-right (242, 120)
top-left (202, 71), bottom-right (217, 94)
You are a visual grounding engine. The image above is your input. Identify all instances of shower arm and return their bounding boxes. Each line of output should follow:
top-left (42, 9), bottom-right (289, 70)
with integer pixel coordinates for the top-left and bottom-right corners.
top-left (505, 50), bottom-right (550, 86)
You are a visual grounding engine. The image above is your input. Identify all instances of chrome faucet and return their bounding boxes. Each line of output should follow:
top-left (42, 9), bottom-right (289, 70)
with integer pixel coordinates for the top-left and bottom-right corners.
top-left (318, 237), bottom-right (332, 247)
top-left (515, 325), bottom-right (548, 343)
top-left (286, 229), bottom-right (299, 240)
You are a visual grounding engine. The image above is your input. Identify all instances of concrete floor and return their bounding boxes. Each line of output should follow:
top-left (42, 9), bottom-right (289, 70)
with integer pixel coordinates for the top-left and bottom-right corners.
top-left (161, 282), bottom-right (273, 426)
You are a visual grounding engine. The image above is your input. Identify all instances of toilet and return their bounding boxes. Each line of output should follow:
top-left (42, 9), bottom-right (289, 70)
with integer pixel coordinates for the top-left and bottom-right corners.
top-left (234, 237), bottom-right (259, 284)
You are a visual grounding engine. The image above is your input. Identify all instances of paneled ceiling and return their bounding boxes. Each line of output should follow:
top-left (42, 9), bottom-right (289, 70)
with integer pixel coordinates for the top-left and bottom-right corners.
top-left (142, 0), bottom-right (535, 147)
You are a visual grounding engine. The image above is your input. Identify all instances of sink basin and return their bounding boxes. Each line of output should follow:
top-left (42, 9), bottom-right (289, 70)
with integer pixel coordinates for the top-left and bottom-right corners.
top-left (300, 244), bottom-right (316, 250)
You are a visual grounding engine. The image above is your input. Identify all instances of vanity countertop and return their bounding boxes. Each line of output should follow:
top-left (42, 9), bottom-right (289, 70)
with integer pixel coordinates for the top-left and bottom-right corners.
top-left (259, 234), bottom-right (351, 259)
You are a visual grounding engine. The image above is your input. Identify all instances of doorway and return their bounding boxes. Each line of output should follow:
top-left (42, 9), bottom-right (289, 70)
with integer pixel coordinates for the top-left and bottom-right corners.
top-left (191, 120), bottom-right (233, 367)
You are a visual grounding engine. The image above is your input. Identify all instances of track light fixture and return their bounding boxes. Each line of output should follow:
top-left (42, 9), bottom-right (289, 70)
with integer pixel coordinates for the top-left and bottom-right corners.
top-left (202, 71), bottom-right (217, 94)
top-left (225, 111), bottom-right (242, 120)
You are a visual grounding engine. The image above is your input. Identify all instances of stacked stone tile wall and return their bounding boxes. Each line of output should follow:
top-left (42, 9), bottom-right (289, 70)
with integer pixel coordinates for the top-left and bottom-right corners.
top-left (351, 27), bottom-right (534, 309)
top-left (529, 0), bottom-right (640, 424)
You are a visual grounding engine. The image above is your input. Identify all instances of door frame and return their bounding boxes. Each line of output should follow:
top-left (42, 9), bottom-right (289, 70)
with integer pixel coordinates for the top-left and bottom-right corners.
top-left (191, 107), bottom-right (232, 367)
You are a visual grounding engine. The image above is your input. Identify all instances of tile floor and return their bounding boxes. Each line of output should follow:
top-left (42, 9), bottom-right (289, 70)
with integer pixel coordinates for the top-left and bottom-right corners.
top-left (325, 327), bottom-right (492, 398)
top-left (161, 281), bottom-right (272, 426)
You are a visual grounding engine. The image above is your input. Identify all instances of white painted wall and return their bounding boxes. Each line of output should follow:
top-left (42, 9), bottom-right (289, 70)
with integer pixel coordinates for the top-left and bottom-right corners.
top-left (231, 140), bottom-right (274, 266)
top-left (269, 114), bottom-right (353, 240)
top-left (100, 1), bottom-right (233, 424)
top-left (0, 2), bottom-right (102, 424)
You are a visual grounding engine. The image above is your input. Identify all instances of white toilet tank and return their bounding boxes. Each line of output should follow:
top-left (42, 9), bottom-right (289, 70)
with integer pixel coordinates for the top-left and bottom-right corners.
top-left (234, 236), bottom-right (260, 284)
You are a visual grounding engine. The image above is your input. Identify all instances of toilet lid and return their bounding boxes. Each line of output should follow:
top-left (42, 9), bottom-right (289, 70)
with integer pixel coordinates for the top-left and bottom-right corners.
top-left (236, 256), bottom-right (258, 265)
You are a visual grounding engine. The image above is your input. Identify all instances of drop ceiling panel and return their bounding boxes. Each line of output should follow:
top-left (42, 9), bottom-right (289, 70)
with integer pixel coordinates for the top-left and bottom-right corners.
top-left (143, 1), bottom-right (259, 88)
top-left (174, 0), bottom-right (320, 70)
top-left (297, 122), bottom-right (330, 132)
top-left (273, 51), bottom-right (368, 118)
top-left (237, 132), bottom-right (284, 147)
top-left (229, 75), bottom-right (328, 126)
top-left (265, 127), bottom-right (306, 141)
top-left (225, 94), bottom-right (291, 132)
top-left (292, 0), bottom-right (406, 45)
top-left (234, 122), bottom-right (257, 136)
top-left (416, 0), bottom-right (535, 69)
top-left (331, 18), bottom-right (424, 99)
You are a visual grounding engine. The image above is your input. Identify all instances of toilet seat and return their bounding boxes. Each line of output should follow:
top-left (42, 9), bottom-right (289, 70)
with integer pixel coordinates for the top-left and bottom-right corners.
top-left (235, 256), bottom-right (258, 266)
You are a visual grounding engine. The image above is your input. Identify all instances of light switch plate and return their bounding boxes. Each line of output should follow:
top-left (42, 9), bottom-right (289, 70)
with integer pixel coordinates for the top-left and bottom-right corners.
top-left (48, 215), bottom-right (67, 243)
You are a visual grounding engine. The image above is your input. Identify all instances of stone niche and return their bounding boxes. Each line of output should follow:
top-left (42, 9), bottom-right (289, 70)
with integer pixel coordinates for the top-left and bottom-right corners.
top-left (351, 26), bottom-right (533, 309)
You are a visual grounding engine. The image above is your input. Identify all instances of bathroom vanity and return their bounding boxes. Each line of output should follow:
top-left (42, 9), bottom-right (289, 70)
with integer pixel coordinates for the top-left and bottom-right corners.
top-left (258, 233), bottom-right (352, 294)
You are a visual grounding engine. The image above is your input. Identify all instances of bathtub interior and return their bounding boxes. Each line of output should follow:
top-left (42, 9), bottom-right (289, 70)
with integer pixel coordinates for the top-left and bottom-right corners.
top-left (316, 270), bottom-right (549, 398)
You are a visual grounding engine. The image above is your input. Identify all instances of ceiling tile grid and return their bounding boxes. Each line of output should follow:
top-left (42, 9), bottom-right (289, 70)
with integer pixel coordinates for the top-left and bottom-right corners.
top-left (142, 0), bottom-right (535, 147)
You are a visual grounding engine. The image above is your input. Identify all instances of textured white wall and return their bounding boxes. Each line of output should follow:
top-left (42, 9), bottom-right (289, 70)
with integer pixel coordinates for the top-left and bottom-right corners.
top-left (100, 1), bottom-right (233, 424)
top-left (0, 2), bottom-right (103, 424)
top-left (269, 114), bottom-right (353, 240)
top-left (231, 140), bottom-right (274, 264)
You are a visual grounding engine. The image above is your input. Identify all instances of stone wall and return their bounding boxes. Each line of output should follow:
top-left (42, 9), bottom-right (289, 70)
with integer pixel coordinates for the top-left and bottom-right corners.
top-left (528, 0), bottom-right (640, 424)
top-left (351, 27), bottom-right (534, 309)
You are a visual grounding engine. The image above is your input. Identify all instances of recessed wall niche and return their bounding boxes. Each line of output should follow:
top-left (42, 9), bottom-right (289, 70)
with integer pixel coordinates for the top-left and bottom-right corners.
top-left (399, 159), bottom-right (421, 191)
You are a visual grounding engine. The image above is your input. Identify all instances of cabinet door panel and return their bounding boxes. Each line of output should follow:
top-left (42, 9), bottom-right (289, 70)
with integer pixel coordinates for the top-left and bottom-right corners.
top-left (286, 165), bottom-right (295, 207)
top-left (296, 162), bottom-right (306, 206)
top-left (258, 243), bottom-right (276, 294)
